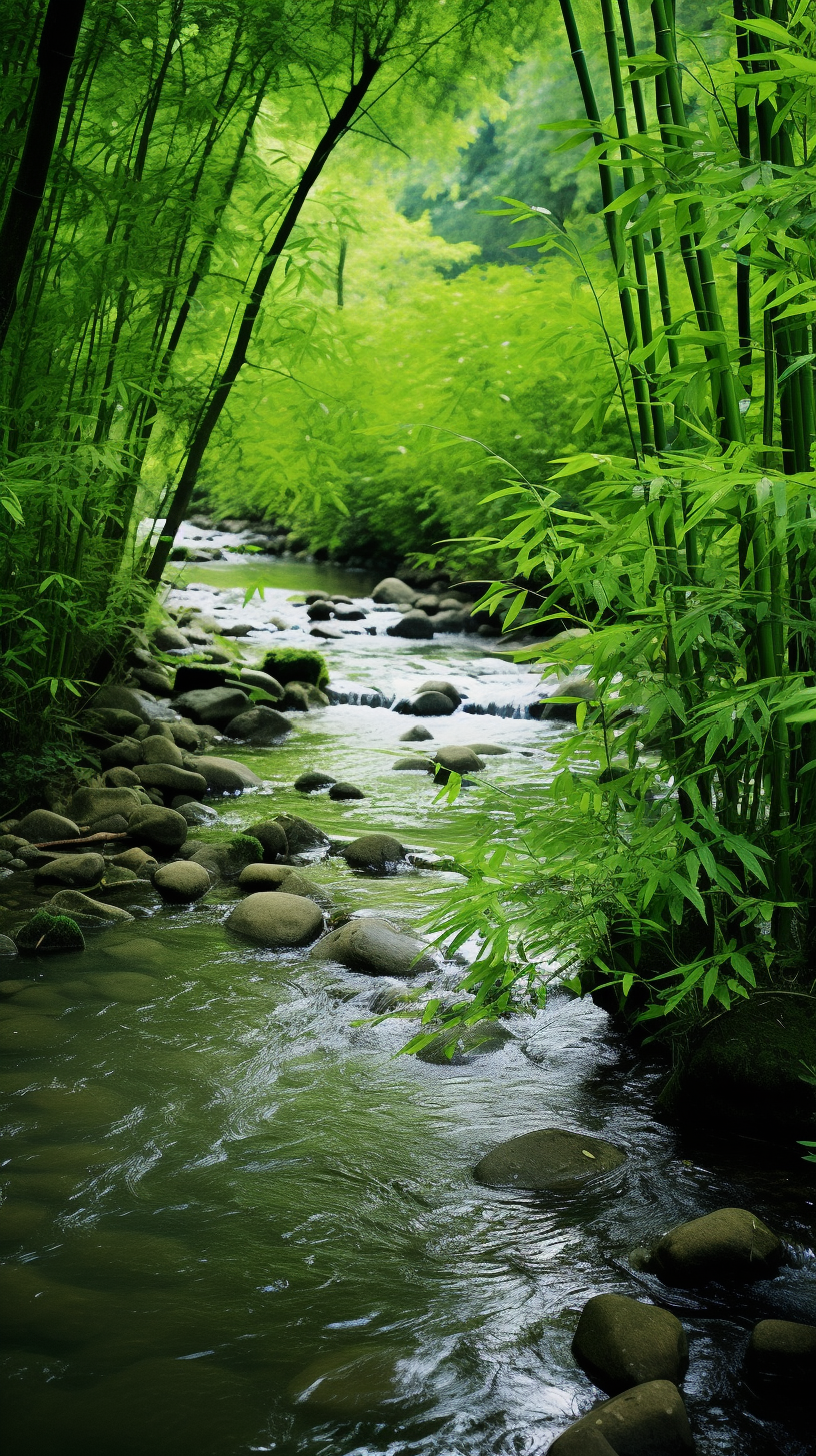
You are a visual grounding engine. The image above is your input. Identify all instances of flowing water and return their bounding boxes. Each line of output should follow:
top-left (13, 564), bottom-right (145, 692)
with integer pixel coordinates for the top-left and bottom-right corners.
top-left (1, 548), bottom-right (814, 1456)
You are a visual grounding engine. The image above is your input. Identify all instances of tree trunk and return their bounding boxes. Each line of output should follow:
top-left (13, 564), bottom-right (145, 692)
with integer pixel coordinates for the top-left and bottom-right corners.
top-left (0, 0), bottom-right (86, 350)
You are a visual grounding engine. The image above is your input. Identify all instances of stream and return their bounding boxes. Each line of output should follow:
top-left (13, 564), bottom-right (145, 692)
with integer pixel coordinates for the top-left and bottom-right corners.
top-left (1, 544), bottom-right (814, 1455)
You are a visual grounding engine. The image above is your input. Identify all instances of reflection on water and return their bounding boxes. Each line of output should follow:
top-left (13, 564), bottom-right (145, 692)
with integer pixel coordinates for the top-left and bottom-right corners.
top-left (0, 556), bottom-right (814, 1455)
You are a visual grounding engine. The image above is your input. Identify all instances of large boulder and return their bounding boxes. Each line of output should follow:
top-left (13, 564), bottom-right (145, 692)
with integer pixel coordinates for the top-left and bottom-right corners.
top-left (372, 577), bottom-right (418, 605)
top-left (141, 737), bottom-right (183, 766)
top-left (69, 786), bottom-right (141, 825)
top-left (187, 755), bottom-right (261, 793)
top-left (45, 890), bottom-right (133, 924)
top-left (187, 835), bottom-right (263, 882)
top-left (548, 1380), bottom-right (693, 1455)
top-left (312, 917), bottom-right (434, 977)
top-left (341, 833), bottom-right (406, 873)
top-left (431, 747), bottom-right (485, 783)
top-left (572, 1295), bottom-right (688, 1395)
top-left (153, 861), bottom-right (210, 904)
top-left (103, 766), bottom-right (141, 789)
top-left (33, 853), bottom-right (105, 890)
top-left (643, 1207), bottom-right (783, 1286)
top-left (416, 679), bottom-right (462, 708)
top-left (246, 821), bottom-right (288, 862)
top-left (237, 864), bottom-right (325, 901)
top-left (226, 891), bottom-right (324, 947)
top-left (16, 910), bottom-right (85, 955)
top-left (223, 706), bottom-right (292, 744)
top-left (274, 814), bottom-right (330, 857)
top-left (171, 686), bottom-right (250, 727)
top-left (16, 810), bottom-right (81, 844)
top-left (744, 1319), bottom-right (816, 1390)
top-left (386, 610), bottom-right (433, 640)
top-left (474, 1128), bottom-right (626, 1192)
top-left (128, 806), bottom-right (188, 851)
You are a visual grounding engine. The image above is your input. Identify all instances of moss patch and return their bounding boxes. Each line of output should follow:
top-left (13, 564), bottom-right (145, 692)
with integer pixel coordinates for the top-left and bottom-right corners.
top-left (261, 649), bottom-right (328, 688)
top-left (681, 994), bottom-right (816, 1133)
top-left (16, 911), bottom-right (85, 955)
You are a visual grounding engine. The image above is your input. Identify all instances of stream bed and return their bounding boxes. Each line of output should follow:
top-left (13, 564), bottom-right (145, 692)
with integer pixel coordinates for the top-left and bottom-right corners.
top-left (1, 550), bottom-right (814, 1455)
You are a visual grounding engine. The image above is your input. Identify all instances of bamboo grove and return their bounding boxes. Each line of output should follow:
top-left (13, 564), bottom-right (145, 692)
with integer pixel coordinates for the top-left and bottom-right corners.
top-left (0, 0), bottom-right (535, 751)
top-left (414, 0), bottom-right (816, 1047)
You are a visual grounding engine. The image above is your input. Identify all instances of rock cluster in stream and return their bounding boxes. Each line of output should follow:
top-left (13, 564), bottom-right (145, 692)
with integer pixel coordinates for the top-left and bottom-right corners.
top-left (471, 1126), bottom-right (814, 1449)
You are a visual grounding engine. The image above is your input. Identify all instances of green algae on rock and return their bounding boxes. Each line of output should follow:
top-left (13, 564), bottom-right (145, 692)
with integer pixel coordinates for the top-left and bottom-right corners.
top-left (16, 911), bottom-right (85, 955)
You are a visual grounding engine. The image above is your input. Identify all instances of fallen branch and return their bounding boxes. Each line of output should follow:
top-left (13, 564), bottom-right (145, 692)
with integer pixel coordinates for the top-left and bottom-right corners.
top-left (32, 831), bottom-right (131, 849)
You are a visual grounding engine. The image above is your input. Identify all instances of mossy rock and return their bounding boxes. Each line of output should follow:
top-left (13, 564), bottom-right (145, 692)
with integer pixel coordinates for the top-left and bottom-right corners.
top-left (261, 648), bottom-right (329, 688)
top-left (15, 912), bottom-right (85, 955)
top-left (681, 993), bottom-right (816, 1134)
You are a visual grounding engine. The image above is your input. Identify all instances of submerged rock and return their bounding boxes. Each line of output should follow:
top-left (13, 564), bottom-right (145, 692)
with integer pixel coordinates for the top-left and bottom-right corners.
top-left (415, 1023), bottom-right (513, 1064)
top-left (153, 861), bottom-right (211, 903)
top-left (548, 1379), bottom-right (693, 1455)
top-left (312, 917), bottom-right (434, 977)
top-left (642, 1207), bottom-right (783, 1286)
top-left (329, 781), bottom-right (365, 800)
top-left (33, 853), bottom-right (105, 890)
top-left (227, 891), bottom-right (324, 947)
top-left (16, 911), bottom-right (85, 955)
top-left (431, 746), bottom-right (485, 782)
top-left (572, 1295), bottom-right (688, 1395)
top-left (474, 1128), bottom-right (626, 1192)
top-left (45, 891), bottom-right (133, 924)
top-left (467, 742), bottom-right (510, 756)
top-left (393, 756), bottom-right (430, 771)
top-left (294, 771), bottom-right (336, 793)
top-left (172, 799), bottom-right (217, 827)
top-left (342, 833), bottom-right (406, 873)
top-left (399, 725), bottom-right (433, 742)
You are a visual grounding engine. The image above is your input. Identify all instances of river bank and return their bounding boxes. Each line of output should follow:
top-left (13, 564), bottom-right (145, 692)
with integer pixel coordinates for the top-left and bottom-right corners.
top-left (0, 541), bottom-right (814, 1456)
